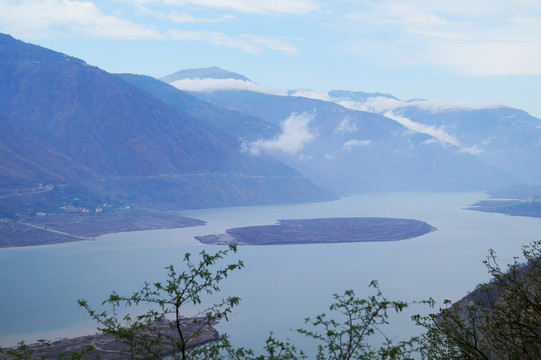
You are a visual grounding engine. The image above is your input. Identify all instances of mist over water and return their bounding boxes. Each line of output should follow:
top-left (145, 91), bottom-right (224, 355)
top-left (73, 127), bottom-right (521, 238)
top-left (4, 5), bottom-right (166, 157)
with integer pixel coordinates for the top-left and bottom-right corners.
top-left (1, 192), bottom-right (540, 352)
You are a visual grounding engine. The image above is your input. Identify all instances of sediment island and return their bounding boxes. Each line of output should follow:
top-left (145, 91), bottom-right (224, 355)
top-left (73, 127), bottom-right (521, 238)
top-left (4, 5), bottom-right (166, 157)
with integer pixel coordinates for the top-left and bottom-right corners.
top-left (195, 217), bottom-right (437, 246)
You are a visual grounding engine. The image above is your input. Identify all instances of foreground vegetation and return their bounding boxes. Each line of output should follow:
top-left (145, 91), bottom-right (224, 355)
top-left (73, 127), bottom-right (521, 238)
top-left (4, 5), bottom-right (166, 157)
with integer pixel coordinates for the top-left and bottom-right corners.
top-left (2, 241), bottom-right (540, 359)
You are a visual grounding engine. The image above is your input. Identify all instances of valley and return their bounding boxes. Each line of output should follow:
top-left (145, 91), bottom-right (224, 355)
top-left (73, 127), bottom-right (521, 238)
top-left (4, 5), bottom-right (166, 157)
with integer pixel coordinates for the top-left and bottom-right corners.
top-left (1, 1), bottom-right (541, 357)
top-left (2, 34), bottom-right (541, 235)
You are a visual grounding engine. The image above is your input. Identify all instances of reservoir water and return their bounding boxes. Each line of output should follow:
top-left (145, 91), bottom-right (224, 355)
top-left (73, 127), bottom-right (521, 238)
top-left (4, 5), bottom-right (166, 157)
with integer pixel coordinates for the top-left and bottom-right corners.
top-left (1, 192), bottom-right (541, 352)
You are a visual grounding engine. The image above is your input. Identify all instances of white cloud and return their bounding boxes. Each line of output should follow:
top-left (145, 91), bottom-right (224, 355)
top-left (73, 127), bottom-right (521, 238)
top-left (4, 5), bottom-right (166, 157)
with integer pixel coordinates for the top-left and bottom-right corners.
top-left (135, 5), bottom-right (235, 23)
top-left (167, 29), bottom-right (298, 54)
top-left (290, 89), bottom-right (331, 101)
top-left (411, 99), bottom-right (501, 113)
top-left (343, 139), bottom-right (372, 151)
top-left (330, 94), bottom-right (489, 154)
top-left (355, 2), bottom-right (454, 29)
top-left (241, 34), bottom-right (299, 54)
top-left (0, 0), bottom-right (164, 40)
top-left (334, 96), bottom-right (500, 114)
top-left (130, 0), bottom-right (322, 15)
top-left (458, 145), bottom-right (484, 155)
top-left (169, 77), bottom-right (288, 95)
top-left (383, 111), bottom-right (461, 147)
top-left (334, 116), bottom-right (357, 133)
top-left (335, 97), bottom-right (405, 113)
top-left (0, 0), bottom-right (300, 53)
top-left (430, 41), bottom-right (541, 76)
top-left (244, 112), bottom-right (315, 154)
top-left (384, 111), bottom-right (485, 157)
top-left (347, 0), bottom-right (541, 76)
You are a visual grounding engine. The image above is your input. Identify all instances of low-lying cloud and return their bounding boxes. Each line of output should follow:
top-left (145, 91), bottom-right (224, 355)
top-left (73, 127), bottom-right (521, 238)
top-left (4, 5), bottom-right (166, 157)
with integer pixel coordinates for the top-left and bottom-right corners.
top-left (334, 116), bottom-right (358, 133)
top-left (170, 78), bottom-right (287, 95)
top-left (243, 112), bottom-right (315, 155)
top-left (289, 89), bottom-right (331, 101)
top-left (334, 96), bottom-right (500, 114)
top-left (458, 145), bottom-right (483, 155)
top-left (343, 139), bottom-right (372, 151)
top-left (383, 111), bottom-right (461, 147)
top-left (383, 111), bottom-right (483, 155)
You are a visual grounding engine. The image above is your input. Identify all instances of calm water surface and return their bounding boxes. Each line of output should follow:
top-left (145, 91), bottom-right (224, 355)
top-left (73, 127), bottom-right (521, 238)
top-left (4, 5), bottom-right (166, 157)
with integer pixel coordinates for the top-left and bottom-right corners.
top-left (1, 192), bottom-right (541, 351)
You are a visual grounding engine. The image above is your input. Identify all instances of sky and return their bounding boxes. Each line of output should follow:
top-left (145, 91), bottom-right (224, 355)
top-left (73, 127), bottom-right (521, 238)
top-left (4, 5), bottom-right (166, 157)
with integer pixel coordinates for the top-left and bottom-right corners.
top-left (1, 0), bottom-right (541, 118)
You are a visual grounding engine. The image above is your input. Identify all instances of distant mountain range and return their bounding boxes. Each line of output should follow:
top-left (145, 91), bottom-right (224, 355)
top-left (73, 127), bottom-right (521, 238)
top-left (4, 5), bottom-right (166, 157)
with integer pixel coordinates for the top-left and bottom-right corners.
top-left (2, 33), bottom-right (540, 219)
top-left (160, 67), bottom-right (531, 193)
top-left (0, 34), bottom-right (332, 217)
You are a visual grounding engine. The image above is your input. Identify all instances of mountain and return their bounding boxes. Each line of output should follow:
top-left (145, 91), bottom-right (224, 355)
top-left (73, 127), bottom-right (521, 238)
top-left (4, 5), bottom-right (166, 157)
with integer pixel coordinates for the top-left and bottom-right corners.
top-left (322, 90), bottom-right (541, 183)
top-left (115, 73), bottom-right (279, 141)
top-left (160, 66), bottom-right (250, 83)
top-left (0, 115), bottom-right (95, 188)
top-left (162, 68), bottom-right (517, 193)
top-left (384, 106), bottom-right (541, 182)
top-left (0, 34), bottom-right (333, 216)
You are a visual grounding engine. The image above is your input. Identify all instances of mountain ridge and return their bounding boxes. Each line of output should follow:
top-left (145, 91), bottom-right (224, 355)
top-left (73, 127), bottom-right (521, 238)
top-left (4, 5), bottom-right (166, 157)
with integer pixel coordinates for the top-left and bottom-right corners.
top-left (161, 66), bottom-right (533, 193)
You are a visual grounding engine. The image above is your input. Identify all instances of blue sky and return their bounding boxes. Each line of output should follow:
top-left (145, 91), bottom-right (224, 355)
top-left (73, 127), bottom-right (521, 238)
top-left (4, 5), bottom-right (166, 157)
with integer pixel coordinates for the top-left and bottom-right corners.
top-left (1, 0), bottom-right (541, 118)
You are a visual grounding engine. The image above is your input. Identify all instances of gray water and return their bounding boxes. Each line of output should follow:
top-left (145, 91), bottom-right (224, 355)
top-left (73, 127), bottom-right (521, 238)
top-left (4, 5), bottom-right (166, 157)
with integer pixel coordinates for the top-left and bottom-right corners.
top-left (1, 192), bottom-right (540, 352)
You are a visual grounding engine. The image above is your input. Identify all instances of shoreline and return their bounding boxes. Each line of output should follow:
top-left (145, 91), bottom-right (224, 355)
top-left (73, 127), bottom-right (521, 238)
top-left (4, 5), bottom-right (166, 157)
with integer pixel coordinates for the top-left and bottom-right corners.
top-left (467, 199), bottom-right (541, 218)
top-left (0, 210), bottom-right (206, 248)
top-left (1, 319), bottom-right (219, 359)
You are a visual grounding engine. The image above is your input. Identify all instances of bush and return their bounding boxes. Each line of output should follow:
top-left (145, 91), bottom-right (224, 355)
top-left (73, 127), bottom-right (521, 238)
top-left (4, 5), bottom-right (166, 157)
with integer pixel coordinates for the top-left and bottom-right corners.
top-left (415, 240), bottom-right (541, 360)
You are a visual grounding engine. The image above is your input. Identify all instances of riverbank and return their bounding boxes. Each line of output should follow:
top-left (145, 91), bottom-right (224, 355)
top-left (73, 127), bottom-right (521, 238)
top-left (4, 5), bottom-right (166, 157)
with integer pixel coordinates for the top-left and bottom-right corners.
top-left (1, 319), bottom-right (218, 359)
top-left (467, 199), bottom-right (541, 218)
top-left (0, 210), bottom-right (205, 247)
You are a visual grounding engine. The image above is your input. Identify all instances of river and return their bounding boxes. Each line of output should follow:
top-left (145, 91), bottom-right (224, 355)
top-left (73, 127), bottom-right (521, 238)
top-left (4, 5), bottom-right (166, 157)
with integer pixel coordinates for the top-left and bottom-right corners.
top-left (1, 192), bottom-right (540, 353)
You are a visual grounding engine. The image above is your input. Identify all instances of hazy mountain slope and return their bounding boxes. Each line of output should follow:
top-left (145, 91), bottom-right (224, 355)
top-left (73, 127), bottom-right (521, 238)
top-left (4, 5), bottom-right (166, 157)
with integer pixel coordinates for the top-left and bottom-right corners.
top-left (115, 73), bottom-right (279, 141)
top-left (0, 116), bottom-right (95, 188)
top-left (321, 90), bottom-right (541, 183)
top-left (0, 34), bottom-right (333, 213)
top-left (162, 71), bottom-right (515, 193)
top-left (395, 106), bottom-right (541, 182)
top-left (193, 89), bottom-right (346, 126)
top-left (0, 36), bottom-right (248, 177)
